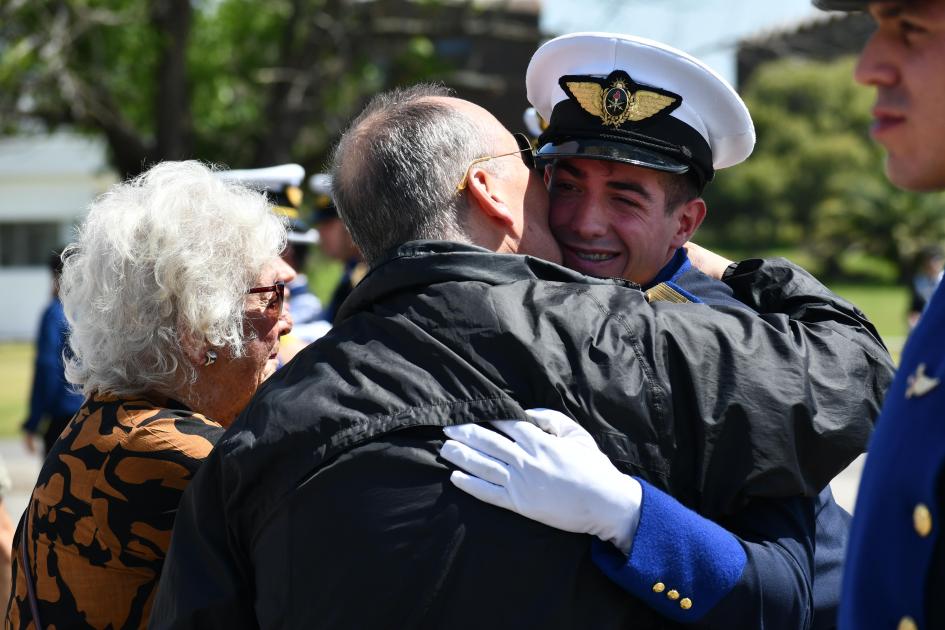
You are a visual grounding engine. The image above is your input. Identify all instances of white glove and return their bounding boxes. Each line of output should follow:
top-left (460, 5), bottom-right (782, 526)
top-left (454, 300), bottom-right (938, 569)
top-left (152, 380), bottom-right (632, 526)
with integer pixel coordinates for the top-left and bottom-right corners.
top-left (440, 408), bottom-right (642, 555)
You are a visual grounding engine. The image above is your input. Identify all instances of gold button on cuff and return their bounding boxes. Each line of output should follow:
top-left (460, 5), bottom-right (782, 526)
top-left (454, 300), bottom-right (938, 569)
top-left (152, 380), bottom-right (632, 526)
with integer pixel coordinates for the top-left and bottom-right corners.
top-left (667, 589), bottom-right (680, 601)
top-left (914, 503), bottom-right (933, 538)
top-left (652, 582), bottom-right (665, 593)
top-left (898, 616), bottom-right (917, 630)
top-left (680, 598), bottom-right (692, 610)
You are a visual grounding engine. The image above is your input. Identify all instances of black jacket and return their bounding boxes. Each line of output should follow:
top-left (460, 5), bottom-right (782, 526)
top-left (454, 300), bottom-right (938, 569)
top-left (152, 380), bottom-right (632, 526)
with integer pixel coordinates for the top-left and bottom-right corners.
top-left (151, 241), bottom-right (893, 629)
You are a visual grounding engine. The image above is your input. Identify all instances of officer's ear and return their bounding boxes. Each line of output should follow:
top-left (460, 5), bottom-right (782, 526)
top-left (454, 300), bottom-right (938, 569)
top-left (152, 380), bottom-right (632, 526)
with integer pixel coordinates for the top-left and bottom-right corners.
top-left (669, 197), bottom-right (707, 248)
top-left (464, 166), bottom-right (516, 229)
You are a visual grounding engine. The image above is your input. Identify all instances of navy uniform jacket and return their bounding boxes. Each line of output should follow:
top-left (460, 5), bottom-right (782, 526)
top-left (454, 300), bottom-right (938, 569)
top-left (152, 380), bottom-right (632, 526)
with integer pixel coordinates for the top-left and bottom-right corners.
top-left (22, 297), bottom-right (83, 444)
top-left (592, 248), bottom-right (853, 628)
top-left (840, 281), bottom-right (945, 629)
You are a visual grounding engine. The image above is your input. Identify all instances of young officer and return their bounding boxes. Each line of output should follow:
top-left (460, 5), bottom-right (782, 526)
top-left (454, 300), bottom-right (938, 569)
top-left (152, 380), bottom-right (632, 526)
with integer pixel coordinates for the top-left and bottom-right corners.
top-left (442, 32), bottom-right (862, 628)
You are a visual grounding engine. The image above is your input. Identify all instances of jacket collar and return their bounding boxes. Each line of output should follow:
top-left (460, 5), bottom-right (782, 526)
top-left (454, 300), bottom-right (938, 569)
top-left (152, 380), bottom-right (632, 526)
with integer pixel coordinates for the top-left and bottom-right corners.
top-left (336, 240), bottom-right (638, 323)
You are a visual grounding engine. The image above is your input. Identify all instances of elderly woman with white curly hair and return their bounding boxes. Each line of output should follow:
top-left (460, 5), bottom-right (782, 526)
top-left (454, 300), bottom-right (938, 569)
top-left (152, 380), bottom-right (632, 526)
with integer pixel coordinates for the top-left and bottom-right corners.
top-left (5, 160), bottom-right (294, 629)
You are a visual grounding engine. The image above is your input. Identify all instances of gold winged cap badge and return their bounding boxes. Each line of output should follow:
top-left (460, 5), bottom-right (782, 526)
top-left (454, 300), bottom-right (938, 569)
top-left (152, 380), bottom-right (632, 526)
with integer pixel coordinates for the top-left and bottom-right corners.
top-left (565, 77), bottom-right (678, 127)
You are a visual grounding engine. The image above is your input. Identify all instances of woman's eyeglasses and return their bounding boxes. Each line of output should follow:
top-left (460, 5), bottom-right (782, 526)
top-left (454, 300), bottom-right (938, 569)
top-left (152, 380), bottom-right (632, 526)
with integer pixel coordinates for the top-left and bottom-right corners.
top-left (456, 132), bottom-right (536, 192)
top-left (246, 281), bottom-right (286, 318)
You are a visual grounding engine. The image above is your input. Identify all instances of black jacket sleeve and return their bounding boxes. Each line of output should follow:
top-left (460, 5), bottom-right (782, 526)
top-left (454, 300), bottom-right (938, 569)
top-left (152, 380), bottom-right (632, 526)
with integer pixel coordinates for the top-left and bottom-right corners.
top-left (484, 256), bottom-right (892, 515)
top-left (721, 258), bottom-right (891, 492)
top-left (623, 257), bottom-right (892, 514)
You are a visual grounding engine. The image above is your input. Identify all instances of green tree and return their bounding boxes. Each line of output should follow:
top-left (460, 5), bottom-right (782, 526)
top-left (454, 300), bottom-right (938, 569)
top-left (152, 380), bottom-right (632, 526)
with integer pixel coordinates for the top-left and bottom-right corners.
top-left (0, 0), bottom-right (459, 178)
top-left (703, 56), bottom-right (945, 280)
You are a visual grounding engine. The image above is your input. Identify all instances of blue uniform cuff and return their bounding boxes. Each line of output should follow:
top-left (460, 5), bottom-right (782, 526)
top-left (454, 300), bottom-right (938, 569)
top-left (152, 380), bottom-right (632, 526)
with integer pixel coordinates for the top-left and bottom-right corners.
top-left (591, 478), bottom-right (747, 622)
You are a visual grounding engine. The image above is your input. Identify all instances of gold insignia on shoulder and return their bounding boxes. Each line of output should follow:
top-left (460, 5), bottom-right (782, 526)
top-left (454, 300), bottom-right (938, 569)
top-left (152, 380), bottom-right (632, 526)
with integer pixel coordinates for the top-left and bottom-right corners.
top-left (562, 71), bottom-right (679, 128)
top-left (645, 283), bottom-right (691, 304)
top-left (286, 185), bottom-right (303, 208)
top-left (350, 262), bottom-right (369, 287)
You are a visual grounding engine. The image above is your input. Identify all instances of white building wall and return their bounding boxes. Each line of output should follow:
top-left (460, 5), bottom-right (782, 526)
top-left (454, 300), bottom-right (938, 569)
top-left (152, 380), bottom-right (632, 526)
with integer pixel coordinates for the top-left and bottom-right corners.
top-left (0, 269), bottom-right (53, 340)
top-left (0, 132), bottom-right (117, 340)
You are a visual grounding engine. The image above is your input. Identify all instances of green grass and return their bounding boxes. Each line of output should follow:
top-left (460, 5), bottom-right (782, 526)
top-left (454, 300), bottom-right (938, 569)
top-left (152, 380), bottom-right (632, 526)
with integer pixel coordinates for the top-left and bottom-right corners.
top-left (829, 283), bottom-right (908, 363)
top-left (829, 283), bottom-right (909, 341)
top-left (0, 343), bottom-right (31, 437)
top-left (306, 249), bottom-right (344, 304)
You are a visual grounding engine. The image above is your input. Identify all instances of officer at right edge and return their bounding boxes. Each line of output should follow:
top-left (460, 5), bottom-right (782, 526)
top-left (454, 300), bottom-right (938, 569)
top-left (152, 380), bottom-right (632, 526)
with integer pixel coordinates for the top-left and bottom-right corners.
top-left (812, 1), bottom-right (945, 628)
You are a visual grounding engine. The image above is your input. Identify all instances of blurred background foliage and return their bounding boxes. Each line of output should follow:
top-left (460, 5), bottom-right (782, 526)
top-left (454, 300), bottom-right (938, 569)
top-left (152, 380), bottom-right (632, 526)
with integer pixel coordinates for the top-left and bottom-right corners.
top-left (0, 0), bottom-right (458, 178)
top-left (4, 2), bottom-right (943, 284)
top-left (702, 56), bottom-right (945, 284)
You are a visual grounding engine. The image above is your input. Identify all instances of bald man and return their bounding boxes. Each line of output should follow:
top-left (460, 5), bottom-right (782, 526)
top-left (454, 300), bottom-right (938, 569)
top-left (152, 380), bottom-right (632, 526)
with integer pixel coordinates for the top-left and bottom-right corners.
top-left (152, 85), bottom-right (890, 629)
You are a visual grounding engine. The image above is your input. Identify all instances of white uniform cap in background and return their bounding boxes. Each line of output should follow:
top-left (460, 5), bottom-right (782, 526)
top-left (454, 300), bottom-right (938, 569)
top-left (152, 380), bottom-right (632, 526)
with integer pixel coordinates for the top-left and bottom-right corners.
top-left (523, 107), bottom-right (547, 139)
top-left (307, 173), bottom-right (339, 223)
top-left (217, 163), bottom-right (305, 191)
top-left (308, 172), bottom-right (332, 196)
top-left (216, 163), bottom-right (318, 244)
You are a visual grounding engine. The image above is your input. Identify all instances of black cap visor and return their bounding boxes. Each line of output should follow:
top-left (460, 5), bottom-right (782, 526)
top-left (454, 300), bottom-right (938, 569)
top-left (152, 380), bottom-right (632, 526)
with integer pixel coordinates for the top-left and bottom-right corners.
top-left (536, 138), bottom-right (691, 174)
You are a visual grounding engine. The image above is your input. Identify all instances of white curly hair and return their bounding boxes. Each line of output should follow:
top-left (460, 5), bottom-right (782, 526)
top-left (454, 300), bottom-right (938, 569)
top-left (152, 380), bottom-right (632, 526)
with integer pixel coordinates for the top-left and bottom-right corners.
top-left (60, 160), bottom-right (287, 397)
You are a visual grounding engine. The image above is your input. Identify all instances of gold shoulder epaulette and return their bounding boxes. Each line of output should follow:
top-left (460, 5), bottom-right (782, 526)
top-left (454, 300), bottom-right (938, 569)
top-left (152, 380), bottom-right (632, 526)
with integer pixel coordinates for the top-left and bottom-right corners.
top-left (645, 282), bottom-right (691, 304)
top-left (350, 262), bottom-right (369, 287)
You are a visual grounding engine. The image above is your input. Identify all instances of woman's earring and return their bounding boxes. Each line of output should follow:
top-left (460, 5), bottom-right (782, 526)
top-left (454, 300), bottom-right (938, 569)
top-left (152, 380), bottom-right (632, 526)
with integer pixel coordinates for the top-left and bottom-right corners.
top-left (204, 350), bottom-right (217, 366)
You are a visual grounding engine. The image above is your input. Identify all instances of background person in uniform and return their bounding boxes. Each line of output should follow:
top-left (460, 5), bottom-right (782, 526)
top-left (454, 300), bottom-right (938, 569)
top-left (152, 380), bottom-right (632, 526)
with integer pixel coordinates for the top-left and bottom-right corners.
top-left (441, 32), bottom-right (855, 629)
top-left (809, 1), bottom-right (945, 628)
top-left (6, 161), bottom-right (293, 629)
top-left (21, 248), bottom-right (84, 456)
top-left (907, 244), bottom-right (943, 328)
top-left (308, 172), bottom-right (368, 324)
top-left (218, 164), bottom-right (332, 360)
top-left (151, 85), bottom-right (891, 629)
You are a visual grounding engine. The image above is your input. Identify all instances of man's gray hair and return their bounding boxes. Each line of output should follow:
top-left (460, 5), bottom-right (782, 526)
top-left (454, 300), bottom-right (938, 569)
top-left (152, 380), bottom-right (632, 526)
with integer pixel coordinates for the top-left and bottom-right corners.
top-left (60, 160), bottom-right (287, 397)
top-left (330, 84), bottom-right (499, 265)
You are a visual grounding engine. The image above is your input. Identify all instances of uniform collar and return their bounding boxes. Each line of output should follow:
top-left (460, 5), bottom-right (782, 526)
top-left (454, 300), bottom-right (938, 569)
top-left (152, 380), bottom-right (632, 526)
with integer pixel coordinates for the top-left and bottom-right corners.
top-left (644, 247), bottom-right (691, 291)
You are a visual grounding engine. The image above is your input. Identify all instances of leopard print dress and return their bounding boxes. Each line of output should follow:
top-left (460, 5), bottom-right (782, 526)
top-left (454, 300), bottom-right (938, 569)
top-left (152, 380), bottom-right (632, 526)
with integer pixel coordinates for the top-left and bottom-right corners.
top-left (5, 394), bottom-right (223, 629)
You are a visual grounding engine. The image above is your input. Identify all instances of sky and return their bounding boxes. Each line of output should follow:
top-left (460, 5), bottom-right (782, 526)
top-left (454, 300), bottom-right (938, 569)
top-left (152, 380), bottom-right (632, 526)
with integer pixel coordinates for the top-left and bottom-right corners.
top-left (541, 0), bottom-right (826, 86)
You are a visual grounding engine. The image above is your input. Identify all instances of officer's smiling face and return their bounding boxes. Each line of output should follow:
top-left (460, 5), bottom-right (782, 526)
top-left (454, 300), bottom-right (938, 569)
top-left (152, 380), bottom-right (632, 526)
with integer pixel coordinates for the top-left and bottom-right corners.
top-left (856, 0), bottom-right (945, 190)
top-left (546, 158), bottom-right (704, 285)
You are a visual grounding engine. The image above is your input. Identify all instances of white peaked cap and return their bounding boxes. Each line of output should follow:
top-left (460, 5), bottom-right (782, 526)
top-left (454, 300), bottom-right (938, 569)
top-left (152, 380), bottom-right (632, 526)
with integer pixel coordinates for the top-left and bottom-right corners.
top-left (526, 32), bottom-right (754, 180)
top-left (308, 172), bottom-right (332, 195)
top-left (217, 163), bottom-right (305, 191)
